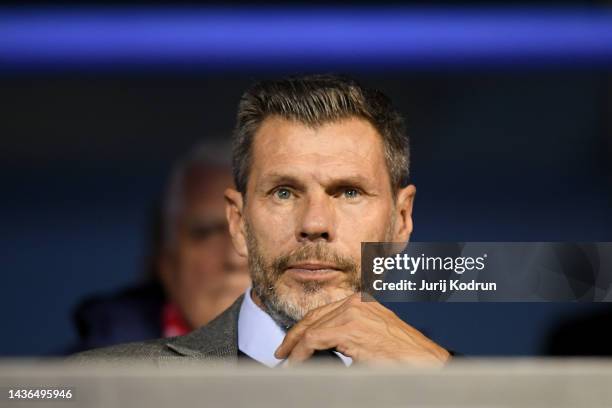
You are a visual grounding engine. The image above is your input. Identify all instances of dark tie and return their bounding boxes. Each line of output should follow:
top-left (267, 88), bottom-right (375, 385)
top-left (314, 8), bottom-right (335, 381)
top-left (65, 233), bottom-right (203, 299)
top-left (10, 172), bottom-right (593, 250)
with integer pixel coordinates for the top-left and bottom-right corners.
top-left (309, 348), bottom-right (346, 365)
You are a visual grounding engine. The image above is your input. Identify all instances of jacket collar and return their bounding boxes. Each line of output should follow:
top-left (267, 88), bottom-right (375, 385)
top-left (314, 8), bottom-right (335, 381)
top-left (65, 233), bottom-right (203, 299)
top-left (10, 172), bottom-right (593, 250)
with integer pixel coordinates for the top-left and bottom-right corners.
top-left (164, 295), bottom-right (244, 359)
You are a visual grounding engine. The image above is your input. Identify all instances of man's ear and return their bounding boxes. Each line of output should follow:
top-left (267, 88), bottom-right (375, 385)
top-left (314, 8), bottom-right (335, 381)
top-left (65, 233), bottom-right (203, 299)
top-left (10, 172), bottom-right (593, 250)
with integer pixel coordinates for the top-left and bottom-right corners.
top-left (392, 184), bottom-right (416, 242)
top-left (225, 187), bottom-right (248, 258)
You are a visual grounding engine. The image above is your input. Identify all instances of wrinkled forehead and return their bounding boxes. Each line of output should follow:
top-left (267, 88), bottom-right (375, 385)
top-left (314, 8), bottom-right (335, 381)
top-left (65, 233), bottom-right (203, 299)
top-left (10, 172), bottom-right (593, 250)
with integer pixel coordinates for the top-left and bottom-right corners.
top-left (249, 116), bottom-right (390, 188)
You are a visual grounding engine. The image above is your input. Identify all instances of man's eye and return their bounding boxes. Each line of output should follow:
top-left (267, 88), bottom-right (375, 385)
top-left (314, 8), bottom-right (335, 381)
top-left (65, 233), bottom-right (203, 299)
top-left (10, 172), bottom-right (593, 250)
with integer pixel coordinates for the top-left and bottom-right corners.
top-left (188, 222), bottom-right (227, 241)
top-left (343, 188), bottom-right (361, 199)
top-left (274, 188), bottom-right (293, 200)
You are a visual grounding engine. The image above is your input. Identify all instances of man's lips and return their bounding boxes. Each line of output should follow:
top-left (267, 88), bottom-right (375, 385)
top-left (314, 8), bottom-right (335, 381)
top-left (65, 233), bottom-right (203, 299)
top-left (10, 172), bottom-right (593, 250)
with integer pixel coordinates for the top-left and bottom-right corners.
top-left (284, 263), bottom-right (343, 282)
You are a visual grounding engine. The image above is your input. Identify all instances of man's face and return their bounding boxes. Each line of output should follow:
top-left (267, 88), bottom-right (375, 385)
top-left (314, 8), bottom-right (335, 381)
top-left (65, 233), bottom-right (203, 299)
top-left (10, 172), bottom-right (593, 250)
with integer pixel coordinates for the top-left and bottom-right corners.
top-left (226, 116), bottom-right (415, 327)
top-left (160, 167), bottom-right (250, 328)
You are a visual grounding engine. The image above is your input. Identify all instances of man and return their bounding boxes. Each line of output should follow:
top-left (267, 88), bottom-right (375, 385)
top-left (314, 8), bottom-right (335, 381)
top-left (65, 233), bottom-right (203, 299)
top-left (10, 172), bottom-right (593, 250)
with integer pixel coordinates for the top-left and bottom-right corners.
top-left (74, 74), bottom-right (450, 366)
top-left (71, 147), bottom-right (249, 351)
top-left (158, 147), bottom-right (250, 334)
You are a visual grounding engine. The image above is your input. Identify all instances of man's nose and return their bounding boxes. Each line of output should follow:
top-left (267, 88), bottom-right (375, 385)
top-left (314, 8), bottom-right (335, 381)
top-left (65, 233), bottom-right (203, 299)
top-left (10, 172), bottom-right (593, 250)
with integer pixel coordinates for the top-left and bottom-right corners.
top-left (296, 193), bottom-right (335, 243)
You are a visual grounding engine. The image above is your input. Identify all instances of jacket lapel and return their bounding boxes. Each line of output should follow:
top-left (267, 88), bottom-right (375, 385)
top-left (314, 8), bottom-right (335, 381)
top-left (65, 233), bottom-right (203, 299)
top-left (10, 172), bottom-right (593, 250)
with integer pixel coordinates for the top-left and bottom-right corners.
top-left (164, 295), bottom-right (244, 360)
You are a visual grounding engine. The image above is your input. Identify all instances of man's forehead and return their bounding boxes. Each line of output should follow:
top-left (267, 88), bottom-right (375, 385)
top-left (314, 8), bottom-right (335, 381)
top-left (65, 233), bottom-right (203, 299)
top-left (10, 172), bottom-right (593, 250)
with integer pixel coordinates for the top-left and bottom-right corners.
top-left (250, 116), bottom-right (387, 179)
top-left (180, 166), bottom-right (232, 212)
top-left (184, 166), bottom-right (231, 192)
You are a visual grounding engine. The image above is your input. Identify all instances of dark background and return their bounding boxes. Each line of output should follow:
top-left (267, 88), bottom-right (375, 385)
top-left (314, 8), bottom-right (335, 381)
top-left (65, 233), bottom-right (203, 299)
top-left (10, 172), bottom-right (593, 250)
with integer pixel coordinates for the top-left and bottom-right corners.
top-left (1, 2), bottom-right (611, 356)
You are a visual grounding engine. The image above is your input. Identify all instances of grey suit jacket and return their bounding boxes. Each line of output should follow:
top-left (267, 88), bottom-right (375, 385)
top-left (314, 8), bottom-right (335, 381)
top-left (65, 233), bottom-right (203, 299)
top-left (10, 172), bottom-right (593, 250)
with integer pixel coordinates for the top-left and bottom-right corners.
top-left (71, 295), bottom-right (244, 364)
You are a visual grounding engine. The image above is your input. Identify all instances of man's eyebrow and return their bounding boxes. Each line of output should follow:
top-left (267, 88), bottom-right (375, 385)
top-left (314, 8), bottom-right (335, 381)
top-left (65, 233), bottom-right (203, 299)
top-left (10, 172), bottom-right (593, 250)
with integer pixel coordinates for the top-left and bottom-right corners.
top-left (258, 173), bottom-right (306, 189)
top-left (327, 175), bottom-right (370, 185)
top-left (324, 176), bottom-right (373, 191)
top-left (257, 172), bottom-right (377, 194)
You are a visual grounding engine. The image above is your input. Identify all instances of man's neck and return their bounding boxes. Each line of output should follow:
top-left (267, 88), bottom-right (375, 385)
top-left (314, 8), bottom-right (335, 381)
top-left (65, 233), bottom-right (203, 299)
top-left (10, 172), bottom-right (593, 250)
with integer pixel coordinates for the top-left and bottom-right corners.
top-left (249, 289), bottom-right (266, 311)
top-left (248, 288), bottom-right (297, 330)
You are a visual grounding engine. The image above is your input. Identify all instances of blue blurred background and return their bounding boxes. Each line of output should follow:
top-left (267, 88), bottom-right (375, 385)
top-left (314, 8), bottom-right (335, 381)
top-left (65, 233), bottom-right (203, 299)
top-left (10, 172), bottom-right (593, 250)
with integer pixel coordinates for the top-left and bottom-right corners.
top-left (1, 1), bottom-right (611, 356)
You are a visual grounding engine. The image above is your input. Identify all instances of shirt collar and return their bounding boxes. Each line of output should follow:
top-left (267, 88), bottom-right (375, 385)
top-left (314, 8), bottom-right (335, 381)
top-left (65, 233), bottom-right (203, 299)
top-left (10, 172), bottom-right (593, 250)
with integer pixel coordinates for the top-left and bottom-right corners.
top-left (237, 287), bottom-right (352, 367)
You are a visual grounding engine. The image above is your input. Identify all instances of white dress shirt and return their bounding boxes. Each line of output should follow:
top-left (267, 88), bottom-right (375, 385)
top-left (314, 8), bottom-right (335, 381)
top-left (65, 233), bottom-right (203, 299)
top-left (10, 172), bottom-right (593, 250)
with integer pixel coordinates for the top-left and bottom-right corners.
top-left (237, 287), bottom-right (352, 367)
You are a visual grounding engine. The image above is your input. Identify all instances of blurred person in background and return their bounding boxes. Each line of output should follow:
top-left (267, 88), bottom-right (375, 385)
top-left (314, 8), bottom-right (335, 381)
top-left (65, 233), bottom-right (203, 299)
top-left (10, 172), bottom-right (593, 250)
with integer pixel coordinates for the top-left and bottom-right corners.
top-left (71, 145), bottom-right (250, 352)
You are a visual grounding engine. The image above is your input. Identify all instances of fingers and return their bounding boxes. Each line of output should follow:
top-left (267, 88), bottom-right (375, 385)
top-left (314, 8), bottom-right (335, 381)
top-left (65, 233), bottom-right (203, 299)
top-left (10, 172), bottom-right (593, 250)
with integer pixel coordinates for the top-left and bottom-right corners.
top-left (274, 295), bottom-right (354, 359)
top-left (275, 293), bottom-right (452, 367)
top-left (285, 325), bottom-right (350, 365)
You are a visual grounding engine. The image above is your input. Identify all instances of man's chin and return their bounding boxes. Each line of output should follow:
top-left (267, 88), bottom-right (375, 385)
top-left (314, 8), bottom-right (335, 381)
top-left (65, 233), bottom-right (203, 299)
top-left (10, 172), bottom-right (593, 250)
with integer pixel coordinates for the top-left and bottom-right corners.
top-left (275, 284), bottom-right (355, 321)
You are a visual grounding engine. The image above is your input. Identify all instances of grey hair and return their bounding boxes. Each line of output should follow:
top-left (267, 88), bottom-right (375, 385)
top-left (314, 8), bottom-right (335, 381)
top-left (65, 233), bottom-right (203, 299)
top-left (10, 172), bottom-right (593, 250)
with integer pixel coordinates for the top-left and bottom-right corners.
top-left (162, 142), bottom-right (232, 249)
top-left (232, 74), bottom-right (410, 197)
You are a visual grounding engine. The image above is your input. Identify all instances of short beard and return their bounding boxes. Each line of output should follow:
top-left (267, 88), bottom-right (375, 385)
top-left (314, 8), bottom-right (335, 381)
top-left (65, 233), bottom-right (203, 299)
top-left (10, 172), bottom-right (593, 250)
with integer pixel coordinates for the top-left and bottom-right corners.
top-left (245, 223), bottom-right (360, 330)
top-left (245, 213), bottom-right (397, 330)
